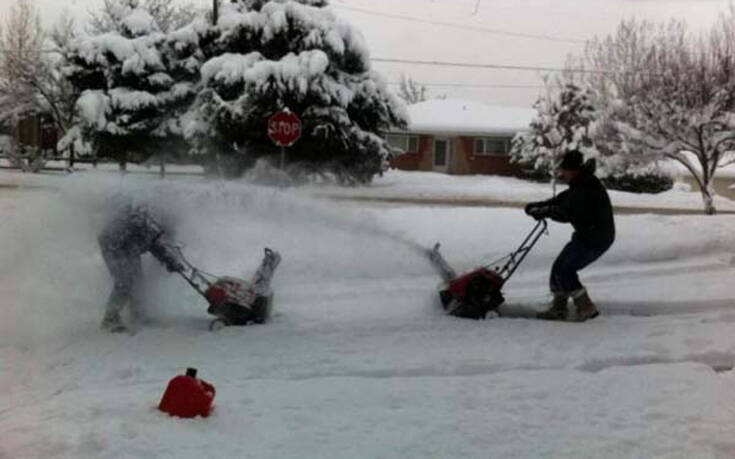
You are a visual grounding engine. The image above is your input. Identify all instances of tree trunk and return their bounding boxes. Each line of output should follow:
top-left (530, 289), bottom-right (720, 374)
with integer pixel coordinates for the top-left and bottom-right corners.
top-left (701, 187), bottom-right (717, 215)
top-left (68, 144), bottom-right (75, 169)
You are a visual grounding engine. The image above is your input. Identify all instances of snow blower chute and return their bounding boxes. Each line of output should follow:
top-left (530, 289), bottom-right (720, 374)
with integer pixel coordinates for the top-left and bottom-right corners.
top-left (166, 245), bottom-right (282, 331)
top-left (428, 219), bottom-right (547, 319)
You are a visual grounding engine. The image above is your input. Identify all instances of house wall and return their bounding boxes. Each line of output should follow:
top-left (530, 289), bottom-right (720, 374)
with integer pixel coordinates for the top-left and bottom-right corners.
top-left (17, 117), bottom-right (41, 149)
top-left (458, 136), bottom-right (521, 176)
top-left (15, 115), bottom-right (58, 151)
top-left (391, 134), bottom-right (521, 176)
top-left (390, 135), bottom-right (432, 170)
top-left (417, 135), bottom-right (435, 171)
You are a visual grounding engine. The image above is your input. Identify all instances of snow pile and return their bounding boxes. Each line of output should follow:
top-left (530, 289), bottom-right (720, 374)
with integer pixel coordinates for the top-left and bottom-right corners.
top-left (121, 8), bottom-right (160, 37)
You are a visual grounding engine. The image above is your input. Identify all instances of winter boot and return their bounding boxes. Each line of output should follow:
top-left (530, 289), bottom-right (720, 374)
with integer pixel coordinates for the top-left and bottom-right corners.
top-left (537, 293), bottom-right (569, 320)
top-left (100, 311), bottom-right (127, 333)
top-left (571, 288), bottom-right (599, 322)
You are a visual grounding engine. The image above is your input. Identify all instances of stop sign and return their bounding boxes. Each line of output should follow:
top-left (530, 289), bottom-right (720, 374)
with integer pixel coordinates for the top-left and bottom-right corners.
top-left (267, 110), bottom-right (302, 147)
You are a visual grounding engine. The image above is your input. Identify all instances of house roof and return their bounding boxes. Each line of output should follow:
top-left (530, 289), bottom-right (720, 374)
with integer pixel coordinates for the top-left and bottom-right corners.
top-left (403, 99), bottom-right (535, 136)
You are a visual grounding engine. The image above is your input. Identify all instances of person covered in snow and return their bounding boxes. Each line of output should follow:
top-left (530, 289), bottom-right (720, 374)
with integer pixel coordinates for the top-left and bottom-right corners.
top-left (524, 150), bottom-right (615, 321)
top-left (98, 201), bottom-right (185, 332)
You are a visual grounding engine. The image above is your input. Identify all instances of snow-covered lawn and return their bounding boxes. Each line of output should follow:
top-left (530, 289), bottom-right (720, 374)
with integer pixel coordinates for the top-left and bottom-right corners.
top-left (317, 169), bottom-right (735, 212)
top-left (4, 167), bottom-right (735, 212)
top-left (1, 172), bottom-right (735, 458)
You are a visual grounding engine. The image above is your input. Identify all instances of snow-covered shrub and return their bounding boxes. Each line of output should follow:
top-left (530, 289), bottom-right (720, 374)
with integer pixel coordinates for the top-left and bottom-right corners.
top-left (601, 170), bottom-right (674, 194)
top-left (510, 77), bottom-right (676, 194)
top-left (182, 0), bottom-right (407, 183)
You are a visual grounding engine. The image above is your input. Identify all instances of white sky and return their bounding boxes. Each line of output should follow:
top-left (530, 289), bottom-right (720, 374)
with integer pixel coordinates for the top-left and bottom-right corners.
top-left (24, 0), bottom-right (733, 107)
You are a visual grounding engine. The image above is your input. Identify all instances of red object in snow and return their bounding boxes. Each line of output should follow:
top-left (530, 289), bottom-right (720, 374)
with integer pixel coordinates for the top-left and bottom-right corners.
top-left (447, 268), bottom-right (504, 301)
top-left (158, 368), bottom-right (216, 418)
top-left (267, 109), bottom-right (302, 147)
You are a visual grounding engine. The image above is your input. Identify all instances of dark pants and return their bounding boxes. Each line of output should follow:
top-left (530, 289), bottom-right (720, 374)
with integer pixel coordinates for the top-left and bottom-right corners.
top-left (550, 239), bottom-right (610, 294)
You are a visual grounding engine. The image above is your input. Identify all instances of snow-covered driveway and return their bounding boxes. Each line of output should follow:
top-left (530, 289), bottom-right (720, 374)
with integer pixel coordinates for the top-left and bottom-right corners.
top-left (1, 174), bottom-right (735, 458)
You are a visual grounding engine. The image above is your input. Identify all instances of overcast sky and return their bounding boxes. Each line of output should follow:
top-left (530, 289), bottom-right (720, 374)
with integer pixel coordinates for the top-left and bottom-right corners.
top-left (28, 0), bottom-right (733, 107)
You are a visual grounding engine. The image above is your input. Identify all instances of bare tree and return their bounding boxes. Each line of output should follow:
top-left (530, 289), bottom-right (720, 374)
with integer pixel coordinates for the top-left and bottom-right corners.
top-left (0, 0), bottom-right (44, 124)
top-left (397, 74), bottom-right (427, 105)
top-left (585, 16), bottom-right (735, 214)
top-left (88, 0), bottom-right (201, 34)
top-left (0, 2), bottom-right (82, 171)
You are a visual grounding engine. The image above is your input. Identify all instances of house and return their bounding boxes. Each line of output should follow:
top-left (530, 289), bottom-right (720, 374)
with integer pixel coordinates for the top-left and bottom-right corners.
top-left (14, 113), bottom-right (58, 154)
top-left (388, 99), bottom-right (535, 175)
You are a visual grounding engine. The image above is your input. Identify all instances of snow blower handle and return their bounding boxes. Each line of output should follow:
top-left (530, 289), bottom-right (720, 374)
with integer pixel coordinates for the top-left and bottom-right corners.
top-left (161, 243), bottom-right (216, 299)
top-left (497, 219), bottom-right (548, 282)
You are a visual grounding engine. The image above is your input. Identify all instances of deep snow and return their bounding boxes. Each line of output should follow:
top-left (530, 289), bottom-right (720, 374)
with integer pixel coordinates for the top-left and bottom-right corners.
top-left (1, 170), bottom-right (735, 458)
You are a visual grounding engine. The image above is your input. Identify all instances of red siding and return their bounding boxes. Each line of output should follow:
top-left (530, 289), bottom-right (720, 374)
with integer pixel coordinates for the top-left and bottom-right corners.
top-left (391, 134), bottom-right (521, 176)
top-left (466, 155), bottom-right (522, 176)
top-left (391, 153), bottom-right (420, 170)
top-left (390, 135), bottom-right (431, 171)
top-left (457, 136), bottom-right (521, 176)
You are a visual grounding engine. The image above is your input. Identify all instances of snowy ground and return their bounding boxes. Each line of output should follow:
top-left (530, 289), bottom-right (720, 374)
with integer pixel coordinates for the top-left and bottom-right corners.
top-left (4, 164), bottom-right (735, 211)
top-left (2, 171), bottom-right (735, 458)
top-left (317, 170), bottom-right (735, 212)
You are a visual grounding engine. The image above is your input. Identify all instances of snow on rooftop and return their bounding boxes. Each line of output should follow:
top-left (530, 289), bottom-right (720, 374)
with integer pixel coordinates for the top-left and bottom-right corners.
top-left (403, 99), bottom-right (535, 135)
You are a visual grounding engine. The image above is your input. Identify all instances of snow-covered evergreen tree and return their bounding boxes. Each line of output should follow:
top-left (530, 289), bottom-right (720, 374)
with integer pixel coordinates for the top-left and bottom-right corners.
top-left (89, 0), bottom-right (200, 35)
top-left (510, 79), bottom-right (598, 185)
top-left (66, 5), bottom-right (192, 168)
top-left (183, 0), bottom-right (407, 182)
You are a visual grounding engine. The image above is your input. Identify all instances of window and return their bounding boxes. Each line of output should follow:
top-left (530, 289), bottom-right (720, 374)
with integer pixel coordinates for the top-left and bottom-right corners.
top-left (474, 137), bottom-right (510, 156)
top-left (386, 134), bottom-right (419, 153)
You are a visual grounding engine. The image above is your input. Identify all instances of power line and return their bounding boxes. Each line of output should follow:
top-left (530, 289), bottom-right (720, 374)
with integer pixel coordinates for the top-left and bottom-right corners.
top-left (373, 57), bottom-right (601, 74)
top-left (387, 81), bottom-right (543, 89)
top-left (333, 4), bottom-right (586, 45)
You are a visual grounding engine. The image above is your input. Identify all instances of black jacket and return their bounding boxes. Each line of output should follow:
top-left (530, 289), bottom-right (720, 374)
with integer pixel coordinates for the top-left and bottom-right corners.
top-left (527, 171), bottom-right (615, 249)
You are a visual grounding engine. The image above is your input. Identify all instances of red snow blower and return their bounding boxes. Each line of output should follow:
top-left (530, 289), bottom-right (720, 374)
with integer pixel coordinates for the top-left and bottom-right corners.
top-left (428, 219), bottom-right (547, 319)
top-left (167, 245), bottom-right (282, 331)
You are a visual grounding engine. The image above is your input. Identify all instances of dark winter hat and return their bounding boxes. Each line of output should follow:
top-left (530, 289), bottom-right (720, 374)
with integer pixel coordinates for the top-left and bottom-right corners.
top-left (559, 150), bottom-right (584, 171)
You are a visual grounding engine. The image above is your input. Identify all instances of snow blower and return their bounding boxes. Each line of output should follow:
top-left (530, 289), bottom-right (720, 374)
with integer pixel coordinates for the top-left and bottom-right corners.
top-left (167, 245), bottom-right (282, 331)
top-left (428, 219), bottom-right (547, 319)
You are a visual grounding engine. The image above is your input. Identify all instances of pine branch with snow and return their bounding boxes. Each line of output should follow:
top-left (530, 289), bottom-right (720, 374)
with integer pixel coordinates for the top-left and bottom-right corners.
top-left (510, 78), bottom-right (598, 186)
top-left (66, 6), bottom-right (195, 167)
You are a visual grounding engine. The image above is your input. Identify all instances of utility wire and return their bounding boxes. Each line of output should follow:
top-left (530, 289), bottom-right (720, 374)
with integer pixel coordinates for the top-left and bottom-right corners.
top-left (373, 57), bottom-right (603, 74)
top-left (387, 81), bottom-right (543, 89)
top-left (333, 4), bottom-right (586, 45)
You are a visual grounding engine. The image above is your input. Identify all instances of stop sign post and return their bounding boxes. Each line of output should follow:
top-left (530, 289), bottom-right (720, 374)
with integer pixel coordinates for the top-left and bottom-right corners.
top-left (268, 109), bottom-right (301, 169)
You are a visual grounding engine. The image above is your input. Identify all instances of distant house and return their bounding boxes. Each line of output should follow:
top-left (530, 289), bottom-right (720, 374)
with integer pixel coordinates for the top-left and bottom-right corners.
top-left (388, 99), bottom-right (534, 175)
top-left (15, 113), bottom-right (58, 154)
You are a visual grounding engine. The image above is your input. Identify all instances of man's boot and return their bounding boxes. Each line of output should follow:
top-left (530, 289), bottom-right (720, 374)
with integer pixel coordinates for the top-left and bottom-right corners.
top-left (571, 288), bottom-right (599, 322)
top-left (537, 293), bottom-right (569, 320)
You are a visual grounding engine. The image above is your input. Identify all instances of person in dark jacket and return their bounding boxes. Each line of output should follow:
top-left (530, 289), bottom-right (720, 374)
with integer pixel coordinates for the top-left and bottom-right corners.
top-left (99, 203), bottom-right (185, 332)
top-left (524, 150), bottom-right (615, 321)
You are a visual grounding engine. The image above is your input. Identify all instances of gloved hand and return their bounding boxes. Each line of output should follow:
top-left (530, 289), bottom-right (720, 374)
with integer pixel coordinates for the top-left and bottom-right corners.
top-left (151, 239), bottom-right (186, 273)
top-left (163, 256), bottom-right (185, 273)
top-left (524, 203), bottom-right (546, 220)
